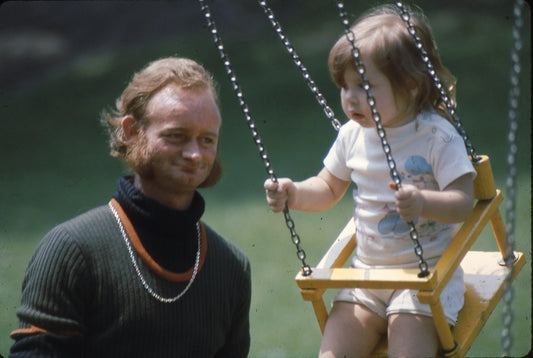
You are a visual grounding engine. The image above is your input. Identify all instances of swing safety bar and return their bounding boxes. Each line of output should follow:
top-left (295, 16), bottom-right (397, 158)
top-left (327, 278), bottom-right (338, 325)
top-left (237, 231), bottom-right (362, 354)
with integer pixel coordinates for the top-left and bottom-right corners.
top-left (295, 155), bottom-right (525, 357)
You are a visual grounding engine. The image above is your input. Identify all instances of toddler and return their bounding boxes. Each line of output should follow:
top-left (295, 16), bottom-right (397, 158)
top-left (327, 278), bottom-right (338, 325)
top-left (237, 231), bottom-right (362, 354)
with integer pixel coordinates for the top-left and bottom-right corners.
top-left (264, 4), bottom-right (476, 358)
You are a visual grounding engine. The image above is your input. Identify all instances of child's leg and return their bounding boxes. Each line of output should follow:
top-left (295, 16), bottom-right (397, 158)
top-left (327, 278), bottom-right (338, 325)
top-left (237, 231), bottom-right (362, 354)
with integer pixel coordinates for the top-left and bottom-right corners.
top-left (387, 313), bottom-right (439, 358)
top-left (319, 302), bottom-right (387, 358)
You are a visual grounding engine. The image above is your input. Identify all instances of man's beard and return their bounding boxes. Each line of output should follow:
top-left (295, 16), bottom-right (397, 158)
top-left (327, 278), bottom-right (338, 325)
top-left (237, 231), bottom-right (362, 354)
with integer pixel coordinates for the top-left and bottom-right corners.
top-left (124, 131), bottom-right (156, 179)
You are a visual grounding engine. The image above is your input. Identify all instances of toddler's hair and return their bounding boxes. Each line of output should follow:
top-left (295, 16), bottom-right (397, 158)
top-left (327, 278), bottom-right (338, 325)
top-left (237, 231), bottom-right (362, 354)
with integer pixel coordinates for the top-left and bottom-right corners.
top-left (328, 4), bottom-right (456, 122)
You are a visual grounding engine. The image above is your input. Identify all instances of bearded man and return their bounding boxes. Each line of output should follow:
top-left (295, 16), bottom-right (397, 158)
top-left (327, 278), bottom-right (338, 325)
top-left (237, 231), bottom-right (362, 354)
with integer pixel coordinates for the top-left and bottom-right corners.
top-left (10, 57), bottom-right (251, 358)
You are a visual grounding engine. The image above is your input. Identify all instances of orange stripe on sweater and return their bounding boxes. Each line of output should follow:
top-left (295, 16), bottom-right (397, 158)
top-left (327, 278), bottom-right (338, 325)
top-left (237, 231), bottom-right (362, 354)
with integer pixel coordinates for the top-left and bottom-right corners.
top-left (11, 326), bottom-right (83, 337)
top-left (109, 198), bottom-right (207, 282)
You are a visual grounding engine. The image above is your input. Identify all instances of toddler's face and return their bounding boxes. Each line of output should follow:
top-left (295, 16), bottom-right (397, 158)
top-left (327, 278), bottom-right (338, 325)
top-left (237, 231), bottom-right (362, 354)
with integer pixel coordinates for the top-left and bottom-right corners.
top-left (340, 56), bottom-right (413, 128)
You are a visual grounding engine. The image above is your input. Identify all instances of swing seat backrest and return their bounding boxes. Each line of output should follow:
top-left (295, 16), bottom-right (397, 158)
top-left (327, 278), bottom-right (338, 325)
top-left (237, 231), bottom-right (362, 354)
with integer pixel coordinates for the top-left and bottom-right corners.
top-left (295, 155), bottom-right (526, 357)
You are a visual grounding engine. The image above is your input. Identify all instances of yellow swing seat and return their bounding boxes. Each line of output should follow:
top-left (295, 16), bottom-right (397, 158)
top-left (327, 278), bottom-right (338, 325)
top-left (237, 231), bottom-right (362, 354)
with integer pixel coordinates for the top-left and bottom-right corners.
top-left (295, 155), bottom-right (526, 357)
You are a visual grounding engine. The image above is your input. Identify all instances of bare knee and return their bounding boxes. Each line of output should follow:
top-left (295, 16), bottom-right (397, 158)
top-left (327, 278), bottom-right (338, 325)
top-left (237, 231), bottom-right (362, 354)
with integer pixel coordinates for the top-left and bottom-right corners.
top-left (388, 313), bottom-right (439, 358)
top-left (319, 303), bottom-right (386, 358)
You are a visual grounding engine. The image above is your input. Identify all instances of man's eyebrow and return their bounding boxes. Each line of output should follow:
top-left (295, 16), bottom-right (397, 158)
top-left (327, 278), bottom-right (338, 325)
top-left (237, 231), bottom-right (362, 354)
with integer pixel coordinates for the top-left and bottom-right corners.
top-left (203, 130), bottom-right (219, 137)
top-left (162, 127), bottom-right (219, 137)
top-left (161, 126), bottom-right (189, 133)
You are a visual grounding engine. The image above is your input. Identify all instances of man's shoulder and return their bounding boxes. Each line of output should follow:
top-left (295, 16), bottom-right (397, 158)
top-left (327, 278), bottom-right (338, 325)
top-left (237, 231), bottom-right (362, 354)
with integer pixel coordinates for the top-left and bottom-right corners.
top-left (42, 204), bottom-right (115, 248)
top-left (203, 223), bottom-right (250, 266)
top-left (56, 204), bottom-right (112, 231)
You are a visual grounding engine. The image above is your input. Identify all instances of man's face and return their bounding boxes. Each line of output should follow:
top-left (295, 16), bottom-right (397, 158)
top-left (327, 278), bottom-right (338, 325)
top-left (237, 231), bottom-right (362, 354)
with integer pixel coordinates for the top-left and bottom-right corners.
top-left (128, 85), bottom-right (221, 198)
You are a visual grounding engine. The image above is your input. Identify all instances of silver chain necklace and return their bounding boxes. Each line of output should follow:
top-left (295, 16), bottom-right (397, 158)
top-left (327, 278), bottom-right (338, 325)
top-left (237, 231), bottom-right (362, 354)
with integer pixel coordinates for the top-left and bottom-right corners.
top-left (109, 202), bottom-right (201, 303)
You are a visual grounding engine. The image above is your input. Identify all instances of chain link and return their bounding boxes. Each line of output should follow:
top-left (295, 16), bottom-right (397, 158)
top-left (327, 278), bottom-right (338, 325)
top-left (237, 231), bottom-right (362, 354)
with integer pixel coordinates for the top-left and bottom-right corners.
top-left (501, 0), bottom-right (525, 355)
top-left (394, 2), bottom-right (479, 164)
top-left (198, 0), bottom-right (312, 276)
top-left (258, 0), bottom-right (341, 131)
top-left (335, 0), bottom-right (429, 277)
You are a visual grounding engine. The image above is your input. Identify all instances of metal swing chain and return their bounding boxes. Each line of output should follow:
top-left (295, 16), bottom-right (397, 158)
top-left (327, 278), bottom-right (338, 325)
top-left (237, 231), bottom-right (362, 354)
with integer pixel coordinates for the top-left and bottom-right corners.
top-left (335, 0), bottom-right (430, 278)
top-left (394, 2), bottom-right (480, 164)
top-left (257, 0), bottom-right (341, 131)
top-left (395, 0), bottom-right (525, 353)
top-left (197, 0), bottom-right (312, 276)
top-left (502, 0), bottom-right (525, 355)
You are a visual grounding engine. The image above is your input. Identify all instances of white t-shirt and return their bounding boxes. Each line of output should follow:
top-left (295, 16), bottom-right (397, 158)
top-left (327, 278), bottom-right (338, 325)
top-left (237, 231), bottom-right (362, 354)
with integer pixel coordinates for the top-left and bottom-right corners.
top-left (324, 111), bottom-right (476, 267)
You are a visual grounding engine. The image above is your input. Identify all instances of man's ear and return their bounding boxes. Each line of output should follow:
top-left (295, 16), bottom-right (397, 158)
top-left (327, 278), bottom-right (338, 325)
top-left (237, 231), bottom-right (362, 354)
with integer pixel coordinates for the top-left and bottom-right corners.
top-left (121, 115), bottom-right (138, 141)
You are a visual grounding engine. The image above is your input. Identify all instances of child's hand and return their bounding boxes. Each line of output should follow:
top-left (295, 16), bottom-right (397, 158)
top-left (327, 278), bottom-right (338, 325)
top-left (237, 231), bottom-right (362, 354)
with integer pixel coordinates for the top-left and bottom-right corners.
top-left (389, 182), bottom-right (424, 222)
top-left (264, 178), bottom-right (295, 213)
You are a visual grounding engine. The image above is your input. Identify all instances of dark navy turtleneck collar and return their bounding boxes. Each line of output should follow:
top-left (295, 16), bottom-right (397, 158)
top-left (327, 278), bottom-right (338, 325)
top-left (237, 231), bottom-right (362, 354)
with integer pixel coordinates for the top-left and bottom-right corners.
top-left (112, 176), bottom-right (205, 273)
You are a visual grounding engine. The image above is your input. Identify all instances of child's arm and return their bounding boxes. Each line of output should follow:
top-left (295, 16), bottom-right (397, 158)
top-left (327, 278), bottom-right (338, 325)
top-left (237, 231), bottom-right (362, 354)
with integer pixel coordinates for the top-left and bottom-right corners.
top-left (389, 173), bottom-right (474, 223)
top-left (264, 167), bottom-right (351, 213)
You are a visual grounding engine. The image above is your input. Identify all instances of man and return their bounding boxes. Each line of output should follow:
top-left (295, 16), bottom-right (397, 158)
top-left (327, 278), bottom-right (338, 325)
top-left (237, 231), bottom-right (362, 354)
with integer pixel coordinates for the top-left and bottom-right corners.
top-left (10, 57), bottom-right (251, 357)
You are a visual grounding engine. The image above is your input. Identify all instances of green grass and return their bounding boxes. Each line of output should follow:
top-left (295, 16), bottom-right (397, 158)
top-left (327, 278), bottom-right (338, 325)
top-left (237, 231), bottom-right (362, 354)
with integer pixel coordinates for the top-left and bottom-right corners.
top-left (1, 2), bottom-right (530, 357)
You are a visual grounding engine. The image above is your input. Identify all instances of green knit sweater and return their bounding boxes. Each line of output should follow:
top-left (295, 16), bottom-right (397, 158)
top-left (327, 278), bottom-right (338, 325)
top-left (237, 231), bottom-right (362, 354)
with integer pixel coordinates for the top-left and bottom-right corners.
top-left (10, 204), bottom-right (251, 357)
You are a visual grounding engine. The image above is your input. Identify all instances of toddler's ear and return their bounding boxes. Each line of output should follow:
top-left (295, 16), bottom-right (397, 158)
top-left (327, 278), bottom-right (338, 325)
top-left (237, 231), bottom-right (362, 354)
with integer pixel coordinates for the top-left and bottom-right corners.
top-left (407, 80), bottom-right (419, 99)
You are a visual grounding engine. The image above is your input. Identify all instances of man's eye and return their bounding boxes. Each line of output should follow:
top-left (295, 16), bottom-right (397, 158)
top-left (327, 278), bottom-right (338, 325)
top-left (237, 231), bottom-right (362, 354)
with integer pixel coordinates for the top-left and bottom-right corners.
top-left (201, 137), bottom-right (216, 145)
top-left (168, 133), bottom-right (185, 139)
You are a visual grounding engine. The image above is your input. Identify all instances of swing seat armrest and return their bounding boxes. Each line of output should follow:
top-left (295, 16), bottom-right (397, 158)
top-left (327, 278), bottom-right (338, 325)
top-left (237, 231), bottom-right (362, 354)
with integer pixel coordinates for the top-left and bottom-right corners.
top-left (418, 190), bottom-right (504, 303)
top-left (296, 266), bottom-right (437, 290)
top-left (315, 218), bottom-right (357, 269)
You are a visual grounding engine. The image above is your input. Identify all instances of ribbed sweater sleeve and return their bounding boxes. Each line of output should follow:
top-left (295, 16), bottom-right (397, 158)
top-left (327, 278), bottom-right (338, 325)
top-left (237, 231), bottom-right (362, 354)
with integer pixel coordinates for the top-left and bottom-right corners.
top-left (207, 225), bottom-right (251, 358)
top-left (9, 208), bottom-right (106, 358)
top-left (214, 258), bottom-right (251, 358)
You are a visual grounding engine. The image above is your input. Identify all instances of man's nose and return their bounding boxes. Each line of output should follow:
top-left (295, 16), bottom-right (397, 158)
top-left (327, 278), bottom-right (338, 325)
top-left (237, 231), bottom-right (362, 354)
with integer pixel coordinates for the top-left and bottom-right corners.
top-left (182, 139), bottom-right (201, 160)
